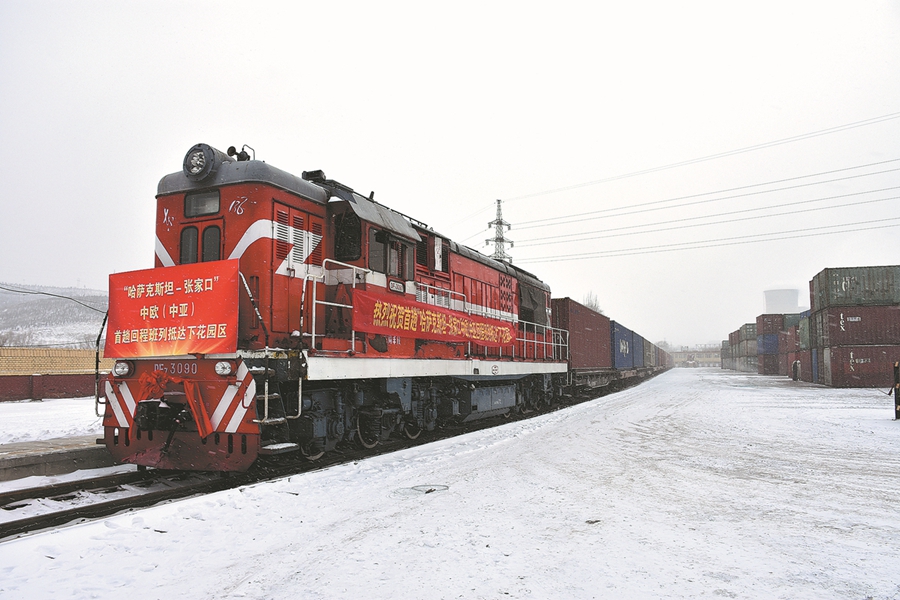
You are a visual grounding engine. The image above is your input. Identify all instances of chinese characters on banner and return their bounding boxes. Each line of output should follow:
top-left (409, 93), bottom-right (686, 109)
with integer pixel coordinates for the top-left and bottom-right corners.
top-left (353, 289), bottom-right (516, 347)
top-left (105, 260), bottom-right (240, 358)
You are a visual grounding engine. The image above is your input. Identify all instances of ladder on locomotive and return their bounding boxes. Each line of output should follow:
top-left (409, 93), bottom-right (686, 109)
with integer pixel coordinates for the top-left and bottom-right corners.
top-left (251, 357), bottom-right (299, 456)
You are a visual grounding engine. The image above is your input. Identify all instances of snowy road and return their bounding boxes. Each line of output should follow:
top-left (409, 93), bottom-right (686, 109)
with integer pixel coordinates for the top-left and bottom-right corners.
top-left (1, 368), bottom-right (899, 599)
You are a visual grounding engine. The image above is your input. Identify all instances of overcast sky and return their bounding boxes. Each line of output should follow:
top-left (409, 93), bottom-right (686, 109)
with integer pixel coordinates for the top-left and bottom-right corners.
top-left (2, 1), bottom-right (899, 347)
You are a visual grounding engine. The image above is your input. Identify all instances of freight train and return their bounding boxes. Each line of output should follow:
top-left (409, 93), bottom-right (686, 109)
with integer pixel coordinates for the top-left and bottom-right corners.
top-left (100, 143), bottom-right (670, 471)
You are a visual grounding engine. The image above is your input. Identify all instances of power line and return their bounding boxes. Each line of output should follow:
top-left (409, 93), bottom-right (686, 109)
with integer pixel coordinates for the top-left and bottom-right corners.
top-left (516, 187), bottom-right (900, 247)
top-left (504, 110), bottom-right (900, 202)
top-left (514, 164), bottom-right (900, 231)
top-left (0, 284), bottom-right (107, 314)
top-left (516, 217), bottom-right (900, 263)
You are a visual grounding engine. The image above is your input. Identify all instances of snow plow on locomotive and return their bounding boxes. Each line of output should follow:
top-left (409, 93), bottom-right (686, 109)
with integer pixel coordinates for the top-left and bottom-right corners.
top-left (100, 143), bottom-right (573, 471)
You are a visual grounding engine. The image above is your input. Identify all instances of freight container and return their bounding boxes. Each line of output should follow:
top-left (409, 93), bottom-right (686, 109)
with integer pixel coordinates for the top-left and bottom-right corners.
top-left (783, 313), bottom-right (803, 330)
top-left (779, 352), bottom-right (789, 376)
top-left (797, 350), bottom-right (813, 382)
top-left (551, 298), bottom-right (612, 371)
top-left (822, 345), bottom-right (900, 388)
top-left (643, 338), bottom-right (654, 367)
top-left (611, 321), bottom-right (634, 369)
top-left (738, 339), bottom-right (757, 358)
top-left (758, 353), bottom-right (779, 375)
top-left (811, 265), bottom-right (900, 311)
top-left (813, 305), bottom-right (900, 347)
top-left (633, 333), bottom-right (645, 368)
top-left (812, 313), bottom-right (820, 349)
top-left (739, 323), bottom-right (757, 342)
top-left (756, 314), bottom-right (785, 335)
top-left (812, 348), bottom-right (819, 383)
top-left (757, 333), bottom-right (779, 355)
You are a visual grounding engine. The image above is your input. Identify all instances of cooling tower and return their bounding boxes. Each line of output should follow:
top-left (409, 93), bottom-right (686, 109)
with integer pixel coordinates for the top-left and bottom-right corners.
top-left (764, 289), bottom-right (800, 314)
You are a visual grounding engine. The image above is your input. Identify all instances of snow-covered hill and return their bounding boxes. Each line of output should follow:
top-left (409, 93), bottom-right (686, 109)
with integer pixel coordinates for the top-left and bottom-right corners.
top-left (0, 283), bottom-right (108, 348)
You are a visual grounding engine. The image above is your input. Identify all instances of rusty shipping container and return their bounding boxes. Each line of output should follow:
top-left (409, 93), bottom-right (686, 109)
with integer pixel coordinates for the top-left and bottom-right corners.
top-left (800, 350), bottom-right (813, 382)
top-left (822, 345), bottom-right (900, 388)
top-left (757, 314), bottom-right (785, 335)
top-left (758, 353), bottom-right (780, 375)
top-left (813, 305), bottom-right (900, 347)
top-left (551, 297), bottom-right (612, 371)
top-left (811, 265), bottom-right (900, 311)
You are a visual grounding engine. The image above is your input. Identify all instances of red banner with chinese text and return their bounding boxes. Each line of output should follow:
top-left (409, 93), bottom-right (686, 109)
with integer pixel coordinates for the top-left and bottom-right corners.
top-left (353, 289), bottom-right (516, 347)
top-left (105, 260), bottom-right (240, 358)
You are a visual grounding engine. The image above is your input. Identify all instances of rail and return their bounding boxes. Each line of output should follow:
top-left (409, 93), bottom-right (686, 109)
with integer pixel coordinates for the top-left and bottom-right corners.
top-left (309, 268), bottom-right (568, 363)
top-left (513, 320), bottom-right (569, 362)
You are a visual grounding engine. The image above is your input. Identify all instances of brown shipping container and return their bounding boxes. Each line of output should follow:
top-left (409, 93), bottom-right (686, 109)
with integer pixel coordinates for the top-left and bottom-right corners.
top-left (551, 297), bottom-right (612, 371)
top-left (797, 350), bottom-right (813, 382)
top-left (814, 305), bottom-right (900, 347)
top-left (822, 345), bottom-right (900, 388)
top-left (758, 353), bottom-right (780, 375)
top-left (757, 314), bottom-right (785, 335)
top-left (811, 265), bottom-right (900, 311)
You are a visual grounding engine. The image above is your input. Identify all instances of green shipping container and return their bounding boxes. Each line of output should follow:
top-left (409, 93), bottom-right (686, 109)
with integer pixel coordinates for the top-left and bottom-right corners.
top-left (811, 266), bottom-right (900, 311)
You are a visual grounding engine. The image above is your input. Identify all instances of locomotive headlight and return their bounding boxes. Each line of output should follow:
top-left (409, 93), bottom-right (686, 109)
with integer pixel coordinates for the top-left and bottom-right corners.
top-left (185, 147), bottom-right (206, 176)
top-left (214, 361), bottom-right (234, 376)
top-left (183, 143), bottom-right (234, 182)
top-left (112, 361), bottom-right (134, 377)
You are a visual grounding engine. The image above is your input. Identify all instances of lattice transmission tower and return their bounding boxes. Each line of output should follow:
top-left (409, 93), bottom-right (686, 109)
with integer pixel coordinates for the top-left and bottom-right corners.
top-left (486, 199), bottom-right (513, 262)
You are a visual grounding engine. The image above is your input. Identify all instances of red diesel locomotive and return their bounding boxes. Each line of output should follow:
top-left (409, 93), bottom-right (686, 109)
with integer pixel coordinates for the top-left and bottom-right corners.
top-left (102, 144), bottom-right (570, 471)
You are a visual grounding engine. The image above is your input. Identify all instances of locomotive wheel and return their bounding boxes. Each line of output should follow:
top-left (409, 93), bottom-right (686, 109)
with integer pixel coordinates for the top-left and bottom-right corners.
top-left (300, 442), bottom-right (324, 461)
top-left (356, 415), bottom-right (380, 449)
top-left (402, 419), bottom-right (422, 440)
top-left (503, 404), bottom-right (523, 419)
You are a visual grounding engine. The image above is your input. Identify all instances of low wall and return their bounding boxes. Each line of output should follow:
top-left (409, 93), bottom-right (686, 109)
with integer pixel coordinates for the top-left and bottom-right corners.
top-left (0, 374), bottom-right (103, 401)
top-left (0, 348), bottom-right (113, 401)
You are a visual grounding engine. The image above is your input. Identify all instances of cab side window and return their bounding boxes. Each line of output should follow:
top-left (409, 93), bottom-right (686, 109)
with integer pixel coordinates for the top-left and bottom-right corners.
top-left (368, 228), bottom-right (413, 281)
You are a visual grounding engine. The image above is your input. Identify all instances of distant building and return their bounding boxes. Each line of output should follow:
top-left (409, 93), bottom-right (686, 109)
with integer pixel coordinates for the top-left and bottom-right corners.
top-left (672, 347), bottom-right (721, 368)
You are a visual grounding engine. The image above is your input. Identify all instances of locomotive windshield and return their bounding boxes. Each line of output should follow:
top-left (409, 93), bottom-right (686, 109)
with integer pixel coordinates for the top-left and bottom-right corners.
top-left (185, 190), bottom-right (220, 217)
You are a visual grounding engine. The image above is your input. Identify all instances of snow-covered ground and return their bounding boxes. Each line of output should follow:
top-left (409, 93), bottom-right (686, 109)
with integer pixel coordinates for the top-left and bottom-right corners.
top-left (1, 368), bottom-right (899, 599)
top-left (0, 397), bottom-right (102, 444)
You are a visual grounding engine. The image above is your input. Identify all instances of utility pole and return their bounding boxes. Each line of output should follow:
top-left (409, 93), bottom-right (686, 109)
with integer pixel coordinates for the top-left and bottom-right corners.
top-left (486, 199), bottom-right (513, 262)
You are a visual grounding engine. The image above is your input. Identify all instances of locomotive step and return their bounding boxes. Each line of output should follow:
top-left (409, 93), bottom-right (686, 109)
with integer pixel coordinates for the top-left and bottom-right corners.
top-left (248, 366), bottom-right (275, 377)
top-left (259, 442), bottom-right (299, 455)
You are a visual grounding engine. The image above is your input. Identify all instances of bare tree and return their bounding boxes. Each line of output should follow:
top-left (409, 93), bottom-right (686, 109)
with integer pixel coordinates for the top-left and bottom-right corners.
top-left (582, 291), bottom-right (603, 314)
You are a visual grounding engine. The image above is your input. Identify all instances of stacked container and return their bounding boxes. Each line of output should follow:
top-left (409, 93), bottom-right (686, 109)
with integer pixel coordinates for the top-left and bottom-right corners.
top-left (809, 266), bottom-right (900, 387)
top-left (756, 314), bottom-right (783, 375)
